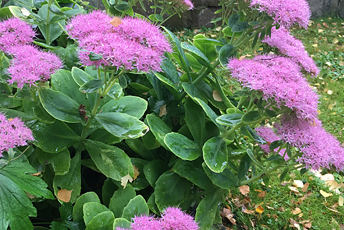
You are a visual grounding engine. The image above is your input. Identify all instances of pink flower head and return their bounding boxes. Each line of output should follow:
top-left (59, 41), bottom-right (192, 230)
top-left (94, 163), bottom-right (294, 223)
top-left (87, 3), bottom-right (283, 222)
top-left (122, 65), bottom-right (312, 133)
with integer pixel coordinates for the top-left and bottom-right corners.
top-left (0, 113), bottom-right (34, 156)
top-left (66, 12), bottom-right (171, 72)
top-left (227, 55), bottom-right (319, 120)
top-left (7, 45), bottom-right (63, 89)
top-left (250, 0), bottom-right (311, 29)
top-left (161, 207), bottom-right (199, 230)
top-left (262, 27), bottom-right (319, 76)
top-left (275, 115), bottom-right (344, 171)
top-left (255, 126), bottom-right (288, 160)
top-left (0, 17), bottom-right (35, 53)
top-left (174, 0), bottom-right (194, 10)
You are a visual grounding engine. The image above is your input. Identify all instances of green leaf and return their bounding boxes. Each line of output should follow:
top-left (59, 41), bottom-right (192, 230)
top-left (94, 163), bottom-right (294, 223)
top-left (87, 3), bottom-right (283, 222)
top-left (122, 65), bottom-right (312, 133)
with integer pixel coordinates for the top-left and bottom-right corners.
top-left (280, 168), bottom-right (289, 182)
top-left (125, 139), bottom-right (156, 160)
top-left (182, 82), bottom-right (207, 102)
top-left (193, 35), bottom-right (220, 62)
top-left (147, 193), bottom-right (159, 214)
top-left (143, 160), bottom-right (168, 188)
top-left (73, 192), bottom-right (101, 222)
top-left (38, 88), bottom-right (83, 123)
top-left (219, 44), bottom-right (236, 67)
top-left (96, 112), bottom-right (148, 139)
top-left (202, 163), bottom-right (238, 189)
top-left (0, 160), bottom-right (53, 199)
top-left (193, 97), bottom-right (222, 130)
top-left (241, 126), bottom-right (266, 144)
top-left (114, 2), bottom-right (129, 11)
top-left (0, 96), bottom-right (21, 108)
top-left (232, 22), bottom-right (250, 32)
top-left (146, 114), bottom-right (172, 149)
top-left (181, 42), bottom-right (212, 68)
top-left (185, 97), bottom-right (205, 146)
top-left (195, 189), bottom-right (224, 230)
top-left (265, 109), bottom-right (278, 117)
top-left (31, 120), bottom-right (80, 154)
top-left (155, 172), bottom-right (192, 212)
top-left (164, 132), bottom-right (201, 161)
top-left (142, 131), bottom-right (161, 150)
top-left (37, 149), bottom-right (70, 175)
top-left (113, 218), bottom-right (131, 229)
top-left (241, 111), bottom-right (261, 124)
top-left (84, 140), bottom-right (134, 181)
top-left (83, 202), bottom-right (110, 225)
top-left (38, 4), bottom-right (65, 44)
top-left (173, 159), bottom-right (213, 190)
top-left (100, 96), bottom-right (148, 119)
top-left (121, 195), bottom-right (149, 221)
top-left (53, 153), bottom-right (81, 203)
top-left (237, 153), bottom-right (252, 180)
top-left (86, 211), bottom-right (114, 230)
top-left (34, 103), bottom-right (55, 124)
top-left (246, 149), bottom-right (263, 168)
top-left (0, 7), bottom-right (12, 19)
top-left (79, 79), bottom-right (104, 93)
top-left (153, 71), bottom-right (178, 91)
top-left (0, 174), bottom-right (36, 230)
top-left (269, 140), bottom-right (283, 151)
top-left (161, 55), bottom-right (180, 85)
top-left (109, 185), bottom-right (136, 218)
top-left (216, 113), bottom-right (243, 126)
top-left (88, 52), bottom-right (102, 61)
top-left (203, 137), bottom-right (228, 173)
top-left (48, 5), bottom-right (65, 15)
top-left (102, 179), bottom-right (118, 207)
top-left (227, 14), bottom-right (240, 27)
top-left (71, 67), bottom-right (94, 86)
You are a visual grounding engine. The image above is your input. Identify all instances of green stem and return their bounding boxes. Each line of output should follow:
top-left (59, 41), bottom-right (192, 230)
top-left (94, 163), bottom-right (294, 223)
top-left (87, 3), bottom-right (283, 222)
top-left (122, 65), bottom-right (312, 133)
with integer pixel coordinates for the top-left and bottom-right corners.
top-left (158, 13), bottom-right (177, 26)
top-left (212, 72), bottom-right (235, 108)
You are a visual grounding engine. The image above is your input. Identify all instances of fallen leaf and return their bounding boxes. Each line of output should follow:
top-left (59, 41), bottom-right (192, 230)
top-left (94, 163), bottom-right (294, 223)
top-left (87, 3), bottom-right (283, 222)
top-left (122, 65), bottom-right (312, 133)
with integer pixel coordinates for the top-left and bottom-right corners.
top-left (255, 205), bottom-right (264, 213)
top-left (239, 185), bottom-right (250, 196)
top-left (320, 173), bottom-right (335, 181)
top-left (320, 190), bottom-right (333, 198)
top-left (281, 181), bottom-right (289, 186)
top-left (293, 180), bottom-right (304, 188)
top-left (304, 222), bottom-right (312, 228)
top-left (333, 38), bottom-right (339, 44)
top-left (327, 90), bottom-right (333, 95)
top-left (32, 171), bottom-right (42, 176)
top-left (121, 174), bottom-right (133, 188)
top-left (325, 180), bottom-right (340, 190)
top-left (133, 165), bottom-right (140, 180)
top-left (339, 196), bottom-right (344, 206)
top-left (291, 207), bottom-right (302, 215)
top-left (110, 17), bottom-right (123, 27)
top-left (318, 29), bottom-right (324, 33)
top-left (21, 7), bottom-right (30, 16)
top-left (242, 206), bottom-right (255, 214)
top-left (221, 208), bottom-right (236, 225)
top-left (302, 183), bottom-right (309, 192)
top-left (159, 104), bottom-right (167, 117)
top-left (289, 186), bottom-right (300, 193)
top-left (212, 90), bottom-right (223, 102)
top-left (57, 189), bottom-right (73, 202)
top-left (258, 191), bottom-right (266, 198)
top-left (289, 218), bottom-right (301, 230)
top-left (278, 206), bottom-right (285, 212)
top-left (323, 22), bottom-right (329, 28)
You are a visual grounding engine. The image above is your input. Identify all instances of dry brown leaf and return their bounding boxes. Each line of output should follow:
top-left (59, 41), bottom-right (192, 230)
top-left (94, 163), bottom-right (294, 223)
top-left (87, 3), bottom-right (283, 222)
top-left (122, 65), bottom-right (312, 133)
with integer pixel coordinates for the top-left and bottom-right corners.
top-left (133, 165), bottom-right (140, 180)
top-left (255, 205), bottom-right (264, 213)
top-left (291, 207), bottom-right (302, 215)
top-left (320, 190), bottom-right (333, 198)
top-left (278, 206), bottom-right (285, 212)
top-left (239, 185), bottom-right (250, 196)
top-left (32, 171), bottom-right (42, 176)
top-left (289, 218), bottom-right (301, 230)
top-left (258, 191), bottom-right (266, 198)
top-left (304, 222), bottom-right (312, 228)
top-left (121, 174), bottom-right (133, 188)
top-left (221, 208), bottom-right (236, 225)
top-left (159, 104), bottom-right (167, 117)
top-left (57, 189), bottom-right (73, 202)
top-left (212, 90), bottom-right (222, 102)
top-left (302, 183), bottom-right (309, 192)
top-left (110, 17), bottom-right (123, 27)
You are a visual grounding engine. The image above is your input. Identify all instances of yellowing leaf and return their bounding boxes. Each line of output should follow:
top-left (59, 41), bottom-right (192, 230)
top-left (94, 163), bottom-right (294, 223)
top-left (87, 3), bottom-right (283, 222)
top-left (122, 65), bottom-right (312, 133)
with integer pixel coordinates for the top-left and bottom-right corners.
top-left (121, 174), bottom-right (133, 189)
top-left (325, 180), bottom-right (340, 190)
top-left (133, 165), bottom-right (140, 180)
top-left (288, 186), bottom-right (299, 193)
top-left (255, 205), bottom-right (264, 213)
top-left (110, 17), bottom-right (123, 27)
top-left (239, 185), bottom-right (250, 196)
top-left (212, 90), bottom-right (222, 102)
top-left (291, 207), bottom-right (302, 215)
top-left (320, 190), bottom-right (333, 198)
top-left (293, 180), bottom-right (304, 188)
top-left (57, 189), bottom-right (73, 202)
top-left (333, 38), bottom-right (339, 44)
top-left (339, 196), bottom-right (344, 207)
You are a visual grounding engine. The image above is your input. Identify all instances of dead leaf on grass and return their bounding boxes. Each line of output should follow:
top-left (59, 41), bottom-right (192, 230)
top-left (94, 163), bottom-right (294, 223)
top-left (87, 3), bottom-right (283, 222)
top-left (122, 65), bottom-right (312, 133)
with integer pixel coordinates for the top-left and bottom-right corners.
top-left (291, 207), bottom-right (302, 215)
top-left (289, 218), bottom-right (301, 230)
top-left (57, 189), bottom-right (73, 202)
top-left (289, 186), bottom-right (300, 193)
top-left (339, 196), bottom-right (344, 206)
top-left (242, 206), bottom-right (255, 214)
top-left (320, 190), bottom-right (333, 198)
top-left (239, 185), bottom-right (250, 196)
top-left (221, 208), bottom-right (236, 225)
top-left (255, 205), bottom-right (264, 213)
top-left (320, 173), bottom-right (335, 181)
top-left (258, 191), bottom-right (266, 198)
top-left (302, 183), bottom-right (309, 192)
top-left (293, 180), bottom-right (304, 188)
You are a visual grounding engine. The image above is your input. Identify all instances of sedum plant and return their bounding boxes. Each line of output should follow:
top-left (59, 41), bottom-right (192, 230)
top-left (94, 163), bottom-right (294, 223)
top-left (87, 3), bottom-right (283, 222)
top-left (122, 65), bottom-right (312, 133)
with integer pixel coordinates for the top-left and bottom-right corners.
top-left (0, 0), bottom-right (343, 229)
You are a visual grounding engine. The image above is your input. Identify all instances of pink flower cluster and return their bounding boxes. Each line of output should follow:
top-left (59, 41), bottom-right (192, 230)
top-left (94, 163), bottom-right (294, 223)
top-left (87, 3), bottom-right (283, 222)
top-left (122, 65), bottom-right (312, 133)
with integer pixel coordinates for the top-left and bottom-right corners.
top-left (250, 0), bottom-right (311, 29)
top-left (0, 18), bottom-right (62, 89)
top-left (0, 113), bottom-right (34, 156)
top-left (117, 207), bottom-right (199, 230)
top-left (262, 27), bottom-right (319, 76)
top-left (0, 17), bottom-right (35, 53)
top-left (66, 12), bottom-right (172, 72)
top-left (174, 0), bottom-right (194, 10)
top-left (228, 55), bottom-right (319, 120)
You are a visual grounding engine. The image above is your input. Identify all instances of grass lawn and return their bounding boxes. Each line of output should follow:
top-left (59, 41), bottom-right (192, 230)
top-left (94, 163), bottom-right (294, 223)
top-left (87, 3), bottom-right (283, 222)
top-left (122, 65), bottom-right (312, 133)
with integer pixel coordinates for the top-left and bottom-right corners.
top-left (175, 16), bottom-right (344, 229)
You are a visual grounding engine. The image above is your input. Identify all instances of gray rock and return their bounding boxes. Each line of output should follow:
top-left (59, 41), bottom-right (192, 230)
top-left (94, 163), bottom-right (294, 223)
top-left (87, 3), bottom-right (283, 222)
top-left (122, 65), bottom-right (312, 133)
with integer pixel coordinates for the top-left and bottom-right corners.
top-left (307, 0), bottom-right (339, 18)
top-left (339, 0), bottom-right (344, 18)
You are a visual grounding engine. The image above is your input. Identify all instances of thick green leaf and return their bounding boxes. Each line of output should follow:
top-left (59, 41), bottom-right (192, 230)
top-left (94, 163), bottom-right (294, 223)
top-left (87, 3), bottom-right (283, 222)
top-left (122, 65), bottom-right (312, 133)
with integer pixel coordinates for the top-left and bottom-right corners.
top-left (181, 42), bottom-right (212, 68)
top-left (31, 120), bottom-right (80, 153)
top-left (73, 192), bottom-right (101, 222)
top-left (161, 55), bottom-right (180, 85)
top-left (232, 22), bottom-right (250, 32)
top-left (269, 140), bottom-right (283, 151)
top-left (71, 67), bottom-right (94, 86)
top-left (193, 97), bottom-right (222, 130)
top-left (38, 88), bottom-right (83, 123)
top-left (203, 137), bottom-right (228, 173)
top-left (0, 96), bottom-right (21, 108)
top-left (34, 103), bottom-right (55, 124)
top-left (182, 82), bottom-right (207, 102)
top-left (38, 4), bottom-right (65, 44)
top-left (0, 174), bottom-right (36, 230)
top-left (202, 163), bottom-right (238, 189)
top-left (241, 125), bottom-right (266, 144)
top-left (0, 7), bottom-right (12, 18)
top-left (185, 97), bottom-right (205, 145)
top-left (219, 44), bottom-right (236, 67)
top-left (146, 114), bottom-right (172, 149)
top-left (216, 113), bottom-right (243, 126)
top-left (193, 35), bottom-right (220, 62)
top-left (141, 131), bottom-right (161, 150)
top-left (153, 71), bottom-right (179, 91)
top-left (0, 108), bottom-right (35, 121)
top-left (48, 4), bottom-right (65, 15)
top-left (79, 79), bottom-right (104, 93)
top-left (102, 179), bottom-right (118, 207)
top-left (0, 160), bottom-right (54, 199)
top-left (113, 218), bottom-right (131, 229)
top-left (125, 139), bottom-right (155, 160)
top-left (173, 159), bottom-right (213, 190)
top-left (237, 153), bottom-right (252, 180)
top-left (84, 139), bottom-right (134, 181)
top-left (195, 189), bottom-right (224, 230)
top-left (164, 132), bottom-right (201, 161)
top-left (155, 172), bottom-right (192, 211)
top-left (130, 158), bottom-right (149, 191)
top-left (242, 111), bottom-right (261, 124)
top-left (37, 148), bottom-right (70, 175)
top-left (53, 152), bottom-right (81, 203)
top-left (121, 195), bottom-right (149, 221)
top-left (247, 149), bottom-right (263, 168)
top-left (227, 14), bottom-right (240, 27)
top-left (100, 96), bottom-right (148, 119)
top-left (83, 202), bottom-right (110, 225)
top-left (147, 193), bottom-right (159, 215)
top-left (109, 185), bottom-right (136, 218)
top-left (143, 160), bottom-right (168, 188)
top-left (96, 112), bottom-right (148, 139)
top-left (86, 211), bottom-right (114, 230)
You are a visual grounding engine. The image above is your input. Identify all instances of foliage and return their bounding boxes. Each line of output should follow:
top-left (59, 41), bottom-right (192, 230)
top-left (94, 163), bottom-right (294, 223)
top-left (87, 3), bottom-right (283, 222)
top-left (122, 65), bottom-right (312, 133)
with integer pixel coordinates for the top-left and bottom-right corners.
top-left (0, 0), bottom-right (343, 230)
